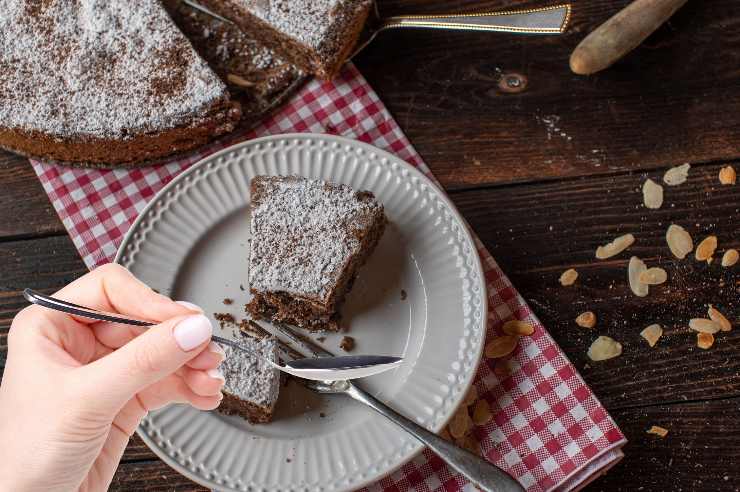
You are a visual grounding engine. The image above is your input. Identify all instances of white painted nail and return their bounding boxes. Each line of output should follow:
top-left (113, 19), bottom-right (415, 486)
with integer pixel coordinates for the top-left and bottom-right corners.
top-left (173, 315), bottom-right (212, 351)
top-left (175, 300), bottom-right (204, 313)
top-left (207, 368), bottom-right (225, 383)
top-left (208, 341), bottom-right (227, 361)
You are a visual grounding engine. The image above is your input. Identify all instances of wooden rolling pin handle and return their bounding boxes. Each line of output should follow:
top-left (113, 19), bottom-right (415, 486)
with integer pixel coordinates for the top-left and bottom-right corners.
top-left (570, 0), bottom-right (689, 75)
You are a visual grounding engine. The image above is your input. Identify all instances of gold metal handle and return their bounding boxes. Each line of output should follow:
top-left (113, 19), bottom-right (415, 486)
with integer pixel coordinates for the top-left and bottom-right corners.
top-left (380, 4), bottom-right (571, 35)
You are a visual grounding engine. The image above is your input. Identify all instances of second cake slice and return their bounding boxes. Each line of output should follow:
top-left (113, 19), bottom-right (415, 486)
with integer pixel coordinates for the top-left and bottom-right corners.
top-left (246, 175), bottom-right (386, 331)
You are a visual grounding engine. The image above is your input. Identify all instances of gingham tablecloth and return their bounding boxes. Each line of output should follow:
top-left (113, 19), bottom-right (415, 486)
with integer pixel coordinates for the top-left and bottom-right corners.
top-left (31, 63), bottom-right (626, 492)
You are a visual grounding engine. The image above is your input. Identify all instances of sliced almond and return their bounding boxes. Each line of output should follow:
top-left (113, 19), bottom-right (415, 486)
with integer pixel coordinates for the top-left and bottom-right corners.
top-left (663, 163), bottom-right (691, 186)
top-left (485, 335), bottom-right (518, 358)
top-left (226, 73), bottom-right (255, 87)
top-left (708, 305), bottom-right (732, 332)
top-left (559, 268), bottom-right (578, 286)
top-left (595, 233), bottom-right (635, 259)
top-left (695, 235), bottom-right (718, 262)
top-left (472, 399), bottom-right (492, 426)
top-left (587, 336), bottom-right (622, 361)
top-left (455, 434), bottom-right (479, 454)
top-left (575, 311), bottom-right (597, 329)
top-left (643, 178), bottom-right (664, 209)
top-left (719, 165), bottom-right (736, 185)
top-left (647, 425), bottom-right (669, 438)
top-left (628, 256), bottom-right (649, 297)
top-left (666, 224), bottom-right (694, 259)
top-left (463, 385), bottom-right (478, 407)
top-left (689, 318), bottom-right (721, 334)
top-left (697, 332), bottom-right (714, 350)
top-left (494, 358), bottom-right (514, 377)
top-left (449, 405), bottom-right (473, 439)
top-left (502, 320), bottom-right (535, 336)
top-left (640, 324), bottom-right (663, 347)
top-left (639, 267), bottom-right (668, 285)
top-left (721, 249), bottom-right (739, 267)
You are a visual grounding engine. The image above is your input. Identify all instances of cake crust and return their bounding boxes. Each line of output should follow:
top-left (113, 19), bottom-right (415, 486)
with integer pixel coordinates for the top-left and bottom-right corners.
top-left (246, 175), bottom-right (386, 331)
top-left (0, 0), bottom-right (241, 166)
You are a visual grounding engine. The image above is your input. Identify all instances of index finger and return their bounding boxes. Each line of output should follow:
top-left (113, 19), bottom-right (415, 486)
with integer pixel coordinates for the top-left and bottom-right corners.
top-left (51, 263), bottom-right (198, 324)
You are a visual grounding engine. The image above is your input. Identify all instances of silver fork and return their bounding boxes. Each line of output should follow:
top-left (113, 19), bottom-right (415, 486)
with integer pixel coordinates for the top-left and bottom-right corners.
top-left (269, 322), bottom-right (524, 492)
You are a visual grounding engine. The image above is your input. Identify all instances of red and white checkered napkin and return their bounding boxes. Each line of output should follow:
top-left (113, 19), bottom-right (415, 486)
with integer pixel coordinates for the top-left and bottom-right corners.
top-left (31, 63), bottom-right (625, 492)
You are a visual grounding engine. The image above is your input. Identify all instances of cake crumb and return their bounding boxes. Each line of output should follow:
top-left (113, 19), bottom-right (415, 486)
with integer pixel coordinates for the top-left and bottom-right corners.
top-left (316, 336), bottom-right (326, 343)
top-left (286, 458), bottom-right (291, 463)
top-left (400, 289), bottom-right (407, 300)
top-left (319, 412), bottom-right (326, 418)
top-left (223, 298), bottom-right (234, 305)
top-left (214, 312), bottom-right (235, 327)
top-left (239, 284), bottom-right (245, 291)
top-left (339, 336), bottom-right (355, 352)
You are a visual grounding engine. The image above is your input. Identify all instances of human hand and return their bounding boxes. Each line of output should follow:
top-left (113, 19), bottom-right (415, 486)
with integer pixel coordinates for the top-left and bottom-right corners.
top-left (0, 264), bottom-right (226, 491)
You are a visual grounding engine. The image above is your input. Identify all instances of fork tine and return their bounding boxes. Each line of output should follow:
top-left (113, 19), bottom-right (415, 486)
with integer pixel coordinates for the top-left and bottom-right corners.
top-left (272, 322), bottom-right (336, 358)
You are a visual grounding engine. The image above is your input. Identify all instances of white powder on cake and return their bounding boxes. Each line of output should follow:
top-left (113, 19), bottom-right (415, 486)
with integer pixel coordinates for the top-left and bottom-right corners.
top-left (0, 0), bottom-right (228, 139)
top-left (221, 336), bottom-right (280, 407)
top-left (249, 176), bottom-right (383, 300)
top-left (239, 0), bottom-right (369, 53)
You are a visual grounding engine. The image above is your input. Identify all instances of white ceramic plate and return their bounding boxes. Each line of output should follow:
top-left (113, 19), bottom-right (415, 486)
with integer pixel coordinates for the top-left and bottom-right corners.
top-left (115, 134), bottom-right (486, 492)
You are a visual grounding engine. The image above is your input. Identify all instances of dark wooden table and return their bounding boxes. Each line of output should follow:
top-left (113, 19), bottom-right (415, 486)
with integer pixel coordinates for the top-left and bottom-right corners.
top-left (2, 1), bottom-right (738, 490)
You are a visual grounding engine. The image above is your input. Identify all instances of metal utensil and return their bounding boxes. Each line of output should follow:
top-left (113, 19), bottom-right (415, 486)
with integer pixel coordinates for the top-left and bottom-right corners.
top-left (183, 0), bottom-right (571, 60)
top-left (23, 289), bottom-right (403, 382)
top-left (270, 322), bottom-right (525, 492)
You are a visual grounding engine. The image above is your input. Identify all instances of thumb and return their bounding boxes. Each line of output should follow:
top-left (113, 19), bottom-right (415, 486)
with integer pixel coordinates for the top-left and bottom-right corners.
top-left (82, 314), bottom-right (213, 411)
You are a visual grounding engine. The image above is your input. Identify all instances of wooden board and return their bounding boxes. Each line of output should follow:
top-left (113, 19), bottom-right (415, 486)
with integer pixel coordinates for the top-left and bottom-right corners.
top-left (0, 155), bottom-right (64, 239)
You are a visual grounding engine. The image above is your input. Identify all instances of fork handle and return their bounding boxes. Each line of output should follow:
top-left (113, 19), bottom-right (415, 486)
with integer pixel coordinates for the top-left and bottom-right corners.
top-left (345, 384), bottom-right (523, 492)
top-left (380, 5), bottom-right (571, 35)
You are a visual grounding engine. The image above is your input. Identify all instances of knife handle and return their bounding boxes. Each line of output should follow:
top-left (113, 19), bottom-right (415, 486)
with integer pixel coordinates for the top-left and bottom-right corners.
top-left (570, 0), bottom-right (689, 75)
top-left (380, 4), bottom-right (571, 35)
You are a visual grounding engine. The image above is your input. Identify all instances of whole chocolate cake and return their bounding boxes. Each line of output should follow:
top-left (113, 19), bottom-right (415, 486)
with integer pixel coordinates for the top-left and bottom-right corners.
top-left (197, 0), bottom-right (372, 79)
top-left (246, 175), bottom-right (387, 331)
top-left (0, 0), bottom-right (241, 166)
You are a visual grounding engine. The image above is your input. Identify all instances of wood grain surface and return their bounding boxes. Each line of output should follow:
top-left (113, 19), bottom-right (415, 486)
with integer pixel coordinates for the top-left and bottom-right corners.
top-left (1, 0), bottom-right (739, 490)
top-left (356, 0), bottom-right (740, 188)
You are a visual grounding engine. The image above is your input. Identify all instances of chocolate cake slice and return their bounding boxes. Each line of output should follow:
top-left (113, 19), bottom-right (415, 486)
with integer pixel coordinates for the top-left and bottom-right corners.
top-left (0, 0), bottom-right (241, 166)
top-left (218, 331), bottom-right (280, 424)
top-left (163, 0), bottom-right (305, 121)
top-left (247, 176), bottom-right (387, 331)
top-left (198, 0), bottom-right (372, 79)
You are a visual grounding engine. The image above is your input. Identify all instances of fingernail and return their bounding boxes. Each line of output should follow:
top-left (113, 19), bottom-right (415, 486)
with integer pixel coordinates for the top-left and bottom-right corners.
top-left (207, 368), bottom-right (225, 383)
top-left (208, 341), bottom-right (227, 361)
top-left (176, 300), bottom-right (204, 313)
top-left (173, 315), bottom-right (212, 351)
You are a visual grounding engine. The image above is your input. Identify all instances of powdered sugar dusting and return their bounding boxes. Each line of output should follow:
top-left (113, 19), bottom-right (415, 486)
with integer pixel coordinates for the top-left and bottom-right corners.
top-left (221, 336), bottom-right (280, 408)
top-left (249, 175), bottom-right (383, 300)
top-left (0, 0), bottom-right (229, 139)
top-left (242, 0), bottom-right (370, 53)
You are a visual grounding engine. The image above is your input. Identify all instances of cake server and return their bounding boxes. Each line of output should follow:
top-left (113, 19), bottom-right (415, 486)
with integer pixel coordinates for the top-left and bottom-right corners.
top-left (23, 289), bottom-right (403, 381)
top-left (182, 0), bottom-right (572, 59)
